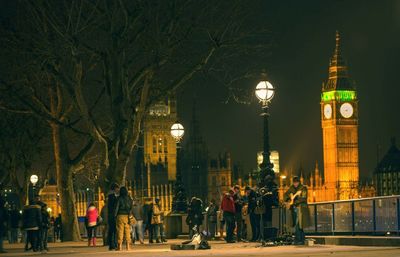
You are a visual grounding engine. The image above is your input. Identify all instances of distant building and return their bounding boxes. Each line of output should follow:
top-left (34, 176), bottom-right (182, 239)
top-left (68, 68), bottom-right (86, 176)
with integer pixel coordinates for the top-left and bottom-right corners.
top-left (279, 32), bottom-right (375, 202)
top-left (134, 95), bottom-right (178, 197)
top-left (320, 31), bottom-right (360, 200)
top-left (374, 138), bottom-right (400, 196)
top-left (208, 152), bottom-right (232, 204)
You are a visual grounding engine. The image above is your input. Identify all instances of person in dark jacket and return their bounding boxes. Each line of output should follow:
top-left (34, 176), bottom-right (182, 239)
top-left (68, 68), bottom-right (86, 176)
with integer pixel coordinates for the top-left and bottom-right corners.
top-left (233, 185), bottom-right (244, 242)
top-left (221, 190), bottom-right (235, 243)
top-left (107, 183), bottom-right (119, 250)
top-left (39, 204), bottom-right (50, 251)
top-left (206, 199), bottom-right (218, 239)
top-left (54, 214), bottom-right (62, 242)
top-left (114, 186), bottom-right (132, 251)
top-left (9, 204), bottom-right (21, 244)
top-left (142, 198), bottom-right (154, 243)
top-left (22, 200), bottom-right (42, 252)
top-left (245, 186), bottom-right (260, 242)
top-left (186, 197), bottom-right (204, 239)
top-left (0, 194), bottom-right (7, 253)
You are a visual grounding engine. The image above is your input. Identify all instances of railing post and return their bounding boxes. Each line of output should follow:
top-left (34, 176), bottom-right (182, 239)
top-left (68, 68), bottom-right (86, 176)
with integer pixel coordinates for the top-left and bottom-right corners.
top-left (397, 198), bottom-right (400, 236)
top-left (372, 200), bottom-right (376, 235)
top-left (332, 203), bottom-right (335, 235)
top-left (314, 204), bottom-right (318, 233)
top-left (351, 201), bottom-right (355, 235)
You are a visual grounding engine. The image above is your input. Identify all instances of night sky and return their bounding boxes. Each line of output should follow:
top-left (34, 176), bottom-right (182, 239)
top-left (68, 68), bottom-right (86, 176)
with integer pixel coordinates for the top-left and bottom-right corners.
top-left (179, 0), bottom-right (400, 180)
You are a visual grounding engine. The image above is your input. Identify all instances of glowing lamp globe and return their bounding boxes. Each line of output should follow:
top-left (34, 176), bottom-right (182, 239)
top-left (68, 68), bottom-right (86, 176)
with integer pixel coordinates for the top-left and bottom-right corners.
top-left (171, 122), bottom-right (184, 141)
top-left (255, 81), bottom-right (275, 102)
top-left (30, 175), bottom-right (38, 185)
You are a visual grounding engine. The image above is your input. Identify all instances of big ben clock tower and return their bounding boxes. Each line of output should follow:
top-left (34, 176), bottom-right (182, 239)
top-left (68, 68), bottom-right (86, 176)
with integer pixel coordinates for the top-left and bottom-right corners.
top-left (321, 31), bottom-right (359, 200)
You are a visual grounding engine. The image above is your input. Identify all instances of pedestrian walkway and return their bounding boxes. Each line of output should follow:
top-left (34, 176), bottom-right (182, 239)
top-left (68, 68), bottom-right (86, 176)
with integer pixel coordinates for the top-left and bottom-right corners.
top-left (2, 239), bottom-right (400, 257)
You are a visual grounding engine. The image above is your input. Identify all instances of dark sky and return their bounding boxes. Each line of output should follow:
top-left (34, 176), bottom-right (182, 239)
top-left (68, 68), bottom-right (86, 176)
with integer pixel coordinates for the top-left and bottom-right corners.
top-left (179, 0), bottom-right (400, 180)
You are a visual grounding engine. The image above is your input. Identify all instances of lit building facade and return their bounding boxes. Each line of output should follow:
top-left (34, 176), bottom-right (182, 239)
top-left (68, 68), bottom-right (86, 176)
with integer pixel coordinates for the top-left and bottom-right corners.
top-left (207, 152), bottom-right (232, 203)
top-left (320, 31), bottom-right (360, 200)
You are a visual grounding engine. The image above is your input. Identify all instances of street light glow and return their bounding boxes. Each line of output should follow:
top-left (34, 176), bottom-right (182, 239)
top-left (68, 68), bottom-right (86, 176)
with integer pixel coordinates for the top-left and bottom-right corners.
top-left (255, 81), bottom-right (275, 103)
top-left (30, 174), bottom-right (38, 185)
top-left (170, 122), bottom-right (185, 142)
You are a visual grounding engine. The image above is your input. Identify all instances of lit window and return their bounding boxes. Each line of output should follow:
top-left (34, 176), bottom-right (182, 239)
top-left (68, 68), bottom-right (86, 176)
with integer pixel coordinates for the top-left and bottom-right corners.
top-left (152, 137), bottom-right (157, 153)
top-left (158, 137), bottom-right (162, 153)
top-left (164, 137), bottom-right (168, 153)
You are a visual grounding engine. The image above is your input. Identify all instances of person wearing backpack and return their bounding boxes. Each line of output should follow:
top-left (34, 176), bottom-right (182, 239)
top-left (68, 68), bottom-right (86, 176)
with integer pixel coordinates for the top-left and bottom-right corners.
top-left (114, 187), bottom-right (132, 251)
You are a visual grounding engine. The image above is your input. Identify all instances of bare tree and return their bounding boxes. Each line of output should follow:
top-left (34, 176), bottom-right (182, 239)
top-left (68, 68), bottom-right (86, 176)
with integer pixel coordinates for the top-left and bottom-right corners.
top-left (0, 0), bottom-right (272, 241)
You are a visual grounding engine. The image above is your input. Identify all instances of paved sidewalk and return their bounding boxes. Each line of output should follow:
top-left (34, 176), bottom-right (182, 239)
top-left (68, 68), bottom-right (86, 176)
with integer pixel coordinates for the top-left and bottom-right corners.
top-left (2, 239), bottom-right (400, 257)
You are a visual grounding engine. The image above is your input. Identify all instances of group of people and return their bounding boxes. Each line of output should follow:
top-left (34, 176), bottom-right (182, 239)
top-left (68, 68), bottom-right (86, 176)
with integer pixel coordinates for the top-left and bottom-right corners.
top-left (0, 176), bottom-right (310, 254)
top-left (0, 194), bottom-right (51, 254)
top-left (204, 176), bottom-right (309, 245)
top-left (85, 183), bottom-right (167, 251)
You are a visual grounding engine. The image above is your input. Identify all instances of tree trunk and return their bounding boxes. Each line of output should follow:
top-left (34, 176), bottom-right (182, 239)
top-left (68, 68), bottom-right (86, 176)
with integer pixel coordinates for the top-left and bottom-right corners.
top-left (51, 123), bottom-right (81, 241)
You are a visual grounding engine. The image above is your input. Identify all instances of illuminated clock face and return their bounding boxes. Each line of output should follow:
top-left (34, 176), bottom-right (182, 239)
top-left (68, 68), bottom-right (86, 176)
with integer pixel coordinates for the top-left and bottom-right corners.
top-left (340, 103), bottom-right (354, 118)
top-left (324, 104), bottom-right (332, 119)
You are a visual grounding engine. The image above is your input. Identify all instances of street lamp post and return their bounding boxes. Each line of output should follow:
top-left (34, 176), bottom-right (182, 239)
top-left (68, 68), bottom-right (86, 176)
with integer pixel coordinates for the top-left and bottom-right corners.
top-left (255, 73), bottom-right (279, 244)
top-left (30, 174), bottom-right (39, 202)
top-left (171, 122), bottom-right (187, 213)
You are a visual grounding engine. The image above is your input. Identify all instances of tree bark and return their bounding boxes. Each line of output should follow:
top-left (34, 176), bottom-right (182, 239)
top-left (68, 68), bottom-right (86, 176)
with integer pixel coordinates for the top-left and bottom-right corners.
top-left (51, 123), bottom-right (81, 241)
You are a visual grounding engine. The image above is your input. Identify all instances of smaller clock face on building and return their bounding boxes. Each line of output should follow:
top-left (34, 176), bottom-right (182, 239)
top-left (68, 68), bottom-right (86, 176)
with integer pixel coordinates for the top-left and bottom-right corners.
top-left (340, 102), bottom-right (354, 118)
top-left (324, 104), bottom-right (332, 119)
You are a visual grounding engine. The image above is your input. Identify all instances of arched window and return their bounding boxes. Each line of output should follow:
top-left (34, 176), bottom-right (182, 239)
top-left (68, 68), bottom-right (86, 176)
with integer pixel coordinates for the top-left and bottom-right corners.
top-left (158, 137), bottom-right (162, 153)
top-left (152, 136), bottom-right (157, 153)
top-left (164, 137), bottom-right (168, 153)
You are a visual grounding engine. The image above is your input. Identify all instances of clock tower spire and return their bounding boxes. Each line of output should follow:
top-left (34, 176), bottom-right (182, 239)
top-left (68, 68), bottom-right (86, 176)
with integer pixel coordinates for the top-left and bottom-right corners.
top-left (321, 31), bottom-right (359, 200)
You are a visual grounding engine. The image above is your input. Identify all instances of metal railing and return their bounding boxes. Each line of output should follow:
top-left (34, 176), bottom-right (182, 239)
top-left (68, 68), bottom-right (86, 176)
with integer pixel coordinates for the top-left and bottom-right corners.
top-left (292, 195), bottom-right (400, 235)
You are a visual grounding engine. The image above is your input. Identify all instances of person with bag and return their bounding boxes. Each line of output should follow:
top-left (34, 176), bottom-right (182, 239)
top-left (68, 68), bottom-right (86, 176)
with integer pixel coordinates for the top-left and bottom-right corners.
top-left (22, 200), bottom-right (42, 252)
top-left (114, 186), bottom-right (133, 250)
top-left (85, 203), bottom-right (98, 247)
top-left (245, 186), bottom-right (260, 242)
top-left (131, 198), bottom-right (144, 244)
top-left (151, 199), bottom-right (163, 243)
top-left (206, 199), bottom-right (218, 240)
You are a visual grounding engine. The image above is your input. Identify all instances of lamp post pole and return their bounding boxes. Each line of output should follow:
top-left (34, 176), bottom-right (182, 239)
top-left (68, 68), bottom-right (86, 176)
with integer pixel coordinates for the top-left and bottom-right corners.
top-left (171, 122), bottom-right (187, 213)
top-left (259, 104), bottom-right (274, 186)
top-left (255, 75), bottom-right (279, 245)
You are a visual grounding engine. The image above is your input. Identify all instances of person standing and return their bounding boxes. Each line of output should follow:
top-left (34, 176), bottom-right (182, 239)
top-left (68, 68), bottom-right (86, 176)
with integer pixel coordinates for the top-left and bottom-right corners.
top-left (115, 186), bottom-right (132, 251)
top-left (131, 198), bottom-right (144, 244)
top-left (220, 190), bottom-right (235, 243)
top-left (9, 204), bottom-right (21, 244)
top-left (233, 185), bottom-right (244, 242)
top-left (107, 183), bottom-right (119, 250)
top-left (0, 193), bottom-right (8, 254)
top-left (22, 200), bottom-right (42, 252)
top-left (186, 197), bottom-right (204, 239)
top-left (151, 199), bottom-right (163, 243)
top-left (54, 214), bottom-right (62, 242)
top-left (85, 203), bottom-right (98, 247)
top-left (100, 202), bottom-right (108, 246)
top-left (245, 186), bottom-right (260, 242)
top-left (206, 199), bottom-right (218, 240)
top-left (284, 176), bottom-right (310, 245)
top-left (143, 198), bottom-right (154, 243)
top-left (40, 204), bottom-right (50, 251)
